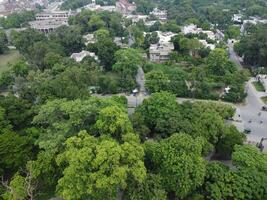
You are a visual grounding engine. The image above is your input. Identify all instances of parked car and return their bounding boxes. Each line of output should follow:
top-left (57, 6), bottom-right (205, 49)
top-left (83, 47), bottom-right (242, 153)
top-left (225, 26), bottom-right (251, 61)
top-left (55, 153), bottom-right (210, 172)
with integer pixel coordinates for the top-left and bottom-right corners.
top-left (244, 128), bottom-right (251, 134)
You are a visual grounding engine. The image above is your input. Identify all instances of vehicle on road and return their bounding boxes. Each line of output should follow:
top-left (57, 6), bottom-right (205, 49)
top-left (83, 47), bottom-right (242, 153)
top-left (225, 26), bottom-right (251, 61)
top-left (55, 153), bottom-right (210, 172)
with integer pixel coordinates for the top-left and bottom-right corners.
top-left (244, 128), bottom-right (251, 134)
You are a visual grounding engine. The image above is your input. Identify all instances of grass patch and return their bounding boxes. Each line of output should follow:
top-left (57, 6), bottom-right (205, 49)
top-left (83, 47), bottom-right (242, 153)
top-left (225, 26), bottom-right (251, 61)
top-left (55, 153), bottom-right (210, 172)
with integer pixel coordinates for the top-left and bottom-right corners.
top-left (261, 96), bottom-right (267, 105)
top-left (0, 50), bottom-right (21, 74)
top-left (252, 81), bottom-right (265, 92)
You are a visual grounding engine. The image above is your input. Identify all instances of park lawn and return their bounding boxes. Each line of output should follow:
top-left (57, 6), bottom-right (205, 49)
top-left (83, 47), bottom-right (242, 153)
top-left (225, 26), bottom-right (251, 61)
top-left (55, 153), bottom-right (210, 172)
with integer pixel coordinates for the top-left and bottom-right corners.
top-left (252, 81), bottom-right (265, 92)
top-left (261, 96), bottom-right (267, 105)
top-left (0, 50), bottom-right (21, 74)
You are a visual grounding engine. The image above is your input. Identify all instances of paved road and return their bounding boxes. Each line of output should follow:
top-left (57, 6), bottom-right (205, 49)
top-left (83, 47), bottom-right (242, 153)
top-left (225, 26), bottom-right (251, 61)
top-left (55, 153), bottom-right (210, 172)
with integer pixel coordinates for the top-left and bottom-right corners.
top-left (136, 67), bottom-right (146, 93)
top-left (228, 40), bottom-right (243, 70)
top-left (237, 79), bottom-right (267, 146)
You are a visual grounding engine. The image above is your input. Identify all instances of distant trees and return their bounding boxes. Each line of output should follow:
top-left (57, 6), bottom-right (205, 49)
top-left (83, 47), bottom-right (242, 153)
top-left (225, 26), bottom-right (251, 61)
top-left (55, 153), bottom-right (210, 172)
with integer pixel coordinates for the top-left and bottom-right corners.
top-left (235, 25), bottom-right (267, 67)
top-left (0, 30), bottom-right (8, 54)
top-left (0, 11), bottom-right (35, 29)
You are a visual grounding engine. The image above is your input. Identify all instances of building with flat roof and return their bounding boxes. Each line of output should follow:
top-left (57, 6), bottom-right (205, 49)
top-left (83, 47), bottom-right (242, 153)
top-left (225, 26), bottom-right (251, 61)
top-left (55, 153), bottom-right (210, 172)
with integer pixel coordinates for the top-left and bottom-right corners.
top-left (149, 42), bottom-right (174, 62)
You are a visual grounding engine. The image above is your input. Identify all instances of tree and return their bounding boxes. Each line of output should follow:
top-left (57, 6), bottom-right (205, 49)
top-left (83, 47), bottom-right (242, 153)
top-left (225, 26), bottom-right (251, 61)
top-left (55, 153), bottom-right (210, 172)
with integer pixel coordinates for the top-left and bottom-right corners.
top-left (0, 95), bottom-right (34, 130)
top-left (11, 28), bottom-right (46, 55)
top-left (2, 173), bottom-right (27, 200)
top-left (49, 26), bottom-right (84, 55)
top-left (113, 48), bottom-right (143, 77)
top-left (95, 38), bottom-right (119, 71)
top-left (145, 70), bottom-right (169, 93)
top-left (0, 131), bottom-right (33, 175)
top-left (135, 92), bottom-right (181, 138)
top-left (216, 125), bottom-right (245, 159)
top-left (95, 105), bottom-right (133, 141)
top-left (225, 25), bottom-right (240, 39)
top-left (113, 48), bottom-right (144, 91)
top-left (207, 48), bottom-right (229, 76)
top-left (56, 131), bottom-right (146, 200)
top-left (124, 173), bottom-right (167, 200)
top-left (0, 30), bottom-right (8, 54)
top-left (145, 133), bottom-right (206, 198)
top-left (88, 14), bottom-right (105, 32)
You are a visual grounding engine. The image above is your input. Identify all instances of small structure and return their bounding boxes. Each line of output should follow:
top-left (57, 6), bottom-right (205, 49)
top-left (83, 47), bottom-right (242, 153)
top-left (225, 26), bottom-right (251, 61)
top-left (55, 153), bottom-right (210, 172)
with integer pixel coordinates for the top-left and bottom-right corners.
top-left (71, 50), bottom-right (98, 62)
top-left (83, 33), bottom-right (96, 45)
top-left (116, 0), bottom-right (136, 14)
top-left (241, 17), bottom-right (267, 33)
top-left (149, 8), bottom-right (167, 21)
top-left (149, 43), bottom-right (174, 62)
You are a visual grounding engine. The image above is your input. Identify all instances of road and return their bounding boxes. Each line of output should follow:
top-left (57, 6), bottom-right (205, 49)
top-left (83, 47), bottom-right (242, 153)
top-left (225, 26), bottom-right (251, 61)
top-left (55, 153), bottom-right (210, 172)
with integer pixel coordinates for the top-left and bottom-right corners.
top-left (237, 79), bottom-right (267, 146)
top-left (228, 40), bottom-right (243, 70)
top-left (136, 67), bottom-right (146, 93)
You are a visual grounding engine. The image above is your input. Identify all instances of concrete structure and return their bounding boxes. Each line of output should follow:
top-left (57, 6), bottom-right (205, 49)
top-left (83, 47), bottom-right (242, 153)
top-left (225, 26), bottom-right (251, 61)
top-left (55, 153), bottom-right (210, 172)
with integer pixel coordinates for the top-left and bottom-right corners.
top-left (79, 1), bottom-right (116, 12)
top-left (144, 20), bottom-right (157, 27)
top-left (116, 0), bottom-right (136, 14)
top-left (29, 19), bottom-right (68, 34)
top-left (71, 50), bottom-right (98, 62)
top-left (149, 8), bottom-right (167, 21)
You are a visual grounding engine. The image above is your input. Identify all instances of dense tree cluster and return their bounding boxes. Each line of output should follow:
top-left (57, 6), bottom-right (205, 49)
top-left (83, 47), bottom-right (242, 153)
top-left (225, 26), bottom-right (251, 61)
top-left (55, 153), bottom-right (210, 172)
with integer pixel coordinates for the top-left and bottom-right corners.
top-left (0, 30), bottom-right (8, 54)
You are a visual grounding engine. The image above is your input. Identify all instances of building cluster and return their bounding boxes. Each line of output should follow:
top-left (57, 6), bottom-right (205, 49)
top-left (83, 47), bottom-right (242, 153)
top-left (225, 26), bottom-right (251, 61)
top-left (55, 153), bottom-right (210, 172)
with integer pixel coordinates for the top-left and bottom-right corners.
top-left (0, 0), bottom-right (48, 17)
top-left (29, 10), bottom-right (73, 34)
top-left (181, 24), bottom-right (217, 50)
top-left (148, 31), bottom-right (176, 62)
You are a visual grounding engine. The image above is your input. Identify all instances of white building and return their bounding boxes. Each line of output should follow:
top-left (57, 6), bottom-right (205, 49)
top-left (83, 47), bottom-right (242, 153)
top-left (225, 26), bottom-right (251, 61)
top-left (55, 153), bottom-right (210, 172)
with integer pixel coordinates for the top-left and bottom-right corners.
top-left (35, 10), bottom-right (72, 22)
top-left (125, 14), bottom-right (148, 23)
top-left (71, 50), bottom-right (98, 62)
top-left (149, 8), bottom-right (167, 21)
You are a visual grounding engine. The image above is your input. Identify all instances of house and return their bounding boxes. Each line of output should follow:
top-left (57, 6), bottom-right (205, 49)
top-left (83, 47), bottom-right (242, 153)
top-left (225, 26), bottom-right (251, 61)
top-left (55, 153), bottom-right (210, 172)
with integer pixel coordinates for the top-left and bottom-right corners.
top-left (149, 43), bottom-right (174, 62)
top-left (149, 8), bottom-right (167, 21)
top-left (125, 14), bottom-right (148, 23)
top-left (116, 0), bottom-right (136, 14)
top-left (70, 50), bottom-right (98, 62)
